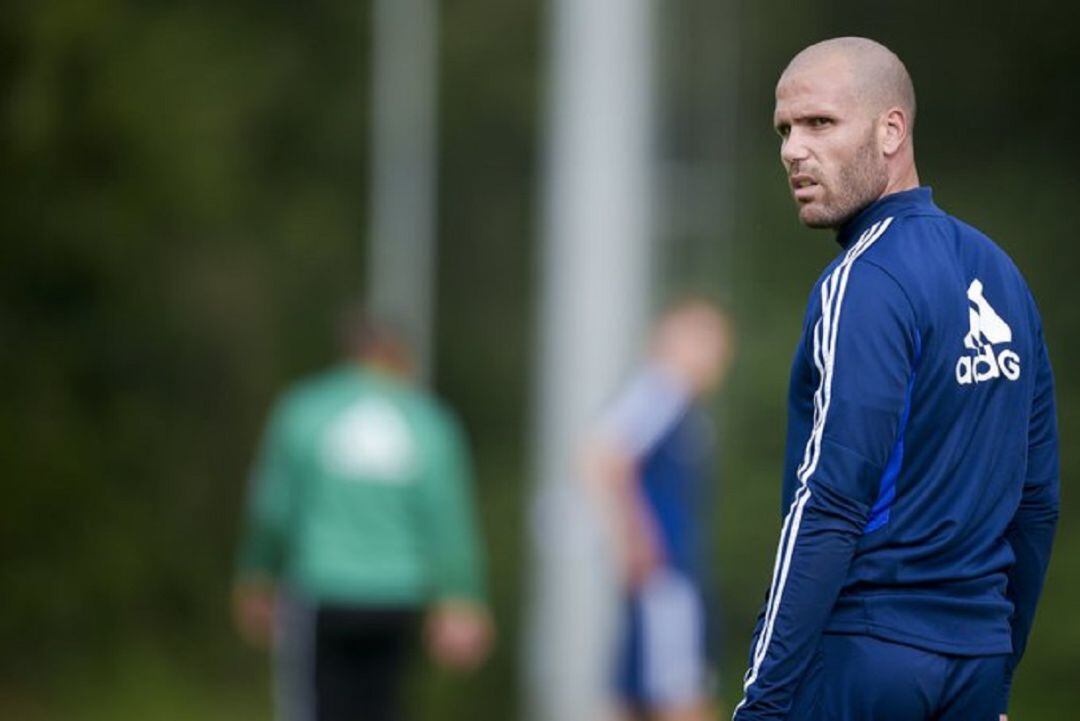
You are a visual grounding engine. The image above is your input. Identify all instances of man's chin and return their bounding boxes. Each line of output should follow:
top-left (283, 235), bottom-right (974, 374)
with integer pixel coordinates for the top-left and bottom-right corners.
top-left (797, 203), bottom-right (838, 229)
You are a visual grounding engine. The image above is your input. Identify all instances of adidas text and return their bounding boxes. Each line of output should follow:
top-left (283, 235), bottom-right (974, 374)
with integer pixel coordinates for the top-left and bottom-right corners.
top-left (956, 345), bottom-right (1021, 385)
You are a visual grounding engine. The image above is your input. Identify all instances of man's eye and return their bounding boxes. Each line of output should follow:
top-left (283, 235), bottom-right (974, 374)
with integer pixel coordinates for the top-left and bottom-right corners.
top-left (776, 125), bottom-right (790, 138)
top-left (808, 117), bottom-right (833, 128)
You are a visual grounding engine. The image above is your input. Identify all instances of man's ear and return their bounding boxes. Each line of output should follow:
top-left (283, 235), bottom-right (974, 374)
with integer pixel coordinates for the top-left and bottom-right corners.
top-left (881, 107), bottom-right (908, 156)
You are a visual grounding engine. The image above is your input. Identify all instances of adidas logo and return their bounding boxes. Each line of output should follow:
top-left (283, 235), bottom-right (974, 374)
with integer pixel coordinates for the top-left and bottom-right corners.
top-left (955, 279), bottom-right (1021, 385)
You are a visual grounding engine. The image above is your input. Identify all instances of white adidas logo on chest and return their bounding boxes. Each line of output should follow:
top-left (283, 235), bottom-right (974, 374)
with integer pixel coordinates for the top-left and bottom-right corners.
top-left (955, 279), bottom-right (1021, 385)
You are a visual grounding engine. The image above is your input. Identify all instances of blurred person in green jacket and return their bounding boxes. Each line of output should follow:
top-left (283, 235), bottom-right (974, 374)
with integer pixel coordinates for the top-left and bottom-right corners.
top-left (233, 304), bottom-right (492, 721)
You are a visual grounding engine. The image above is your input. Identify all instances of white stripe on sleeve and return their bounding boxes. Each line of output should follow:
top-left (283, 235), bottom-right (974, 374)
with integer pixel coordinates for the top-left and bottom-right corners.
top-left (735, 218), bottom-right (893, 718)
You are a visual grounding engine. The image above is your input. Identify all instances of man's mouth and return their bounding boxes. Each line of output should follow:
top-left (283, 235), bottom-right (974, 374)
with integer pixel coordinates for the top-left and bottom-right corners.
top-left (790, 175), bottom-right (819, 201)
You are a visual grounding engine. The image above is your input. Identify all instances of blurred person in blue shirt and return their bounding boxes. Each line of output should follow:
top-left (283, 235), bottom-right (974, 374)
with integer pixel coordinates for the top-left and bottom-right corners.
top-left (584, 299), bottom-right (735, 721)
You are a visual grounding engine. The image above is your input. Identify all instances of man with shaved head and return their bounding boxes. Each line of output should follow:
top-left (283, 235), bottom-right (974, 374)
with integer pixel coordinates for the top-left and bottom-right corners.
top-left (733, 38), bottom-right (1058, 721)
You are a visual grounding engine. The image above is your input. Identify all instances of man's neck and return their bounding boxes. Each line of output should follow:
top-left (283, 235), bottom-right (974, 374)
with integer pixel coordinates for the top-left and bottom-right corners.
top-left (882, 159), bottom-right (920, 198)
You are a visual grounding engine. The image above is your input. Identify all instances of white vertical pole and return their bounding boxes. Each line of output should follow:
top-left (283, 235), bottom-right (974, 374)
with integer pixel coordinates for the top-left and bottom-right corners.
top-left (367, 0), bottom-right (439, 379)
top-left (657, 0), bottom-right (740, 295)
top-left (528, 0), bottom-right (657, 719)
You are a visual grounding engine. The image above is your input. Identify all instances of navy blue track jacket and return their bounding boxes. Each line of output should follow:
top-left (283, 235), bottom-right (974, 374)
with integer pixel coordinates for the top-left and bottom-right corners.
top-left (735, 188), bottom-right (1059, 720)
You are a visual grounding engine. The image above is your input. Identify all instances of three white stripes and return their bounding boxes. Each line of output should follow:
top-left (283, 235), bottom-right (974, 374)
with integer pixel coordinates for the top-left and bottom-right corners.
top-left (734, 217), bottom-right (894, 717)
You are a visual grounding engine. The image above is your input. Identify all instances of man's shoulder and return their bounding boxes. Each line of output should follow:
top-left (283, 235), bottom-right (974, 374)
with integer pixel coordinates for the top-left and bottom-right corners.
top-left (377, 383), bottom-right (463, 443)
top-left (872, 206), bottom-right (951, 249)
top-left (909, 207), bottom-right (1026, 281)
top-left (944, 213), bottom-right (1023, 270)
top-left (275, 369), bottom-right (462, 443)
top-left (270, 366), bottom-right (387, 427)
top-left (810, 216), bottom-right (916, 290)
top-left (859, 206), bottom-right (1034, 320)
top-left (880, 201), bottom-right (1012, 259)
top-left (805, 214), bottom-right (934, 314)
top-left (281, 366), bottom-right (355, 402)
top-left (851, 212), bottom-right (944, 279)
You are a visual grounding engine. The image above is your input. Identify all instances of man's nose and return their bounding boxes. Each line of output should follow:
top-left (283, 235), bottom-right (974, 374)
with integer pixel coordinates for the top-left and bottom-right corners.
top-left (781, 128), bottom-right (810, 167)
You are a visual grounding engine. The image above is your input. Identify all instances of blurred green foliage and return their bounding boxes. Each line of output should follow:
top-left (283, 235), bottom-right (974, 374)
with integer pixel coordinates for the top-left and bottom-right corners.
top-left (1, 1), bottom-right (1077, 719)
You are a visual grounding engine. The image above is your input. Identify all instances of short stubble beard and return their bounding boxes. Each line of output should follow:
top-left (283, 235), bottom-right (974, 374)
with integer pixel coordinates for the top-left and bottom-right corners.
top-left (800, 128), bottom-right (889, 230)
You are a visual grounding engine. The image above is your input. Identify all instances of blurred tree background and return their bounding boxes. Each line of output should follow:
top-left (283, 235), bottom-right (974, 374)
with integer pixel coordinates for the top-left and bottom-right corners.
top-left (1, 1), bottom-right (1076, 719)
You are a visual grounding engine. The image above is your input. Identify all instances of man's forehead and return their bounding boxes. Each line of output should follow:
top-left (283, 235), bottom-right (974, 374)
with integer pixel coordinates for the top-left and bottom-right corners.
top-left (775, 57), bottom-right (857, 112)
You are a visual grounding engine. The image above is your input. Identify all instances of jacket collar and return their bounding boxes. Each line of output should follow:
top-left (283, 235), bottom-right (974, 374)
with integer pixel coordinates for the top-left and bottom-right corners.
top-left (836, 186), bottom-right (937, 249)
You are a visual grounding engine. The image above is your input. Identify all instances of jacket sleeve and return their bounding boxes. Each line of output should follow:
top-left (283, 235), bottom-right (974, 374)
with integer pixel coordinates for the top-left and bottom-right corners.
top-left (735, 261), bottom-right (918, 720)
top-left (417, 408), bottom-right (487, 602)
top-left (1000, 324), bottom-right (1060, 712)
top-left (235, 400), bottom-right (297, 580)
